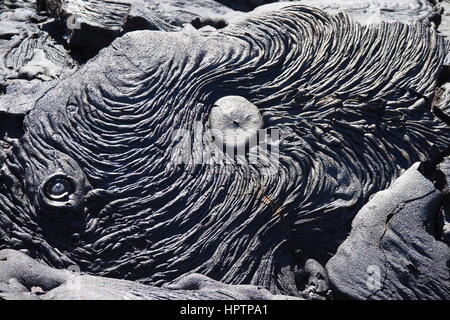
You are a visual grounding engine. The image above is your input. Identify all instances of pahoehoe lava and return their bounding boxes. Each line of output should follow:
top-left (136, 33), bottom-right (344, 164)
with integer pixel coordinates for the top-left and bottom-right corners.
top-left (0, 4), bottom-right (450, 298)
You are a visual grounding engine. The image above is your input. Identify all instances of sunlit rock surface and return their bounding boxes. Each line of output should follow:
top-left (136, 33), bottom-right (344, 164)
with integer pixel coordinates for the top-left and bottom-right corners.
top-left (327, 162), bottom-right (450, 300)
top-left (0, 0), bottom-right (449, 300)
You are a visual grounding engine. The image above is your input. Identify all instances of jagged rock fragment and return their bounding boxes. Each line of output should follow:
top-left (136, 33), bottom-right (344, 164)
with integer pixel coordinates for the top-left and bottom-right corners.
top-left (326, 162), bottom-right (450, 299)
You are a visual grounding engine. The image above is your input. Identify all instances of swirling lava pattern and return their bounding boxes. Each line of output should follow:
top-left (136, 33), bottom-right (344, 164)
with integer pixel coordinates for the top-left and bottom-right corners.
top-left (255, 0), bottom-right (440, 24)
top-left (1, 6), bottom-right (450, 295)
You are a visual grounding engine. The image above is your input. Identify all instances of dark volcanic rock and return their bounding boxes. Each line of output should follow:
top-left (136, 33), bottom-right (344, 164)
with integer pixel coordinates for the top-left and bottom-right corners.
top-left (34, 0), bottom-right (445, 64)
top-left (438, 0), bottom-right (450, 39)
top-left (254, 0), bottom-right (441, 25)
top-left (0, 27), bottom-right (74, 82)
top-left (1, 5), bottom-right (450, 298)
top-left (38, 0), bottom-right (236, 62)
top-left (146, 0), bottom-right (235, 28)
top-left (0, 0), bottom-right (36, 13)
top-left (0, 249), bottom-right (297, 299)
top-left (326, 162), bottom-right (450, 300)
top-left (0, 7), bottom-right (76, 97)
top-left (38, 0), bottom-right (173, 62)
top-left (216, 0), bottom-right (275, 11)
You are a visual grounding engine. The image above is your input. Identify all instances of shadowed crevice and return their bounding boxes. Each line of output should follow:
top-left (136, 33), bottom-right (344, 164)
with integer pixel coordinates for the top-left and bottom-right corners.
top-left (0, 114), bottom-right (25, 140)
